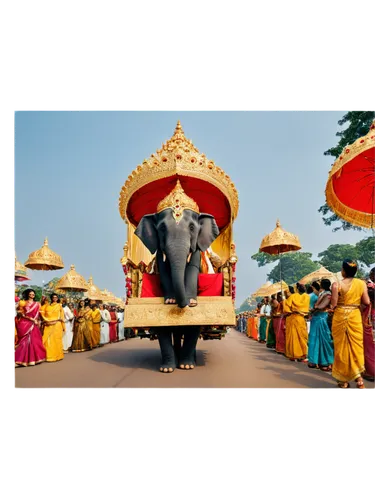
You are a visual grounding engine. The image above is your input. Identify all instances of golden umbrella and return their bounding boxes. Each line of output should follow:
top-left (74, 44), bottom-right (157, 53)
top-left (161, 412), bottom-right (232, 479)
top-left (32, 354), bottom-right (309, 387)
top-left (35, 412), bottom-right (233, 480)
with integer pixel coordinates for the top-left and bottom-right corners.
top-left (15, 254), bottom-right (31, 282)
top-left (56, 264), bottom-right (89, 292)
top-left (259, 219), bottom-right (302, 295)
top-left (85, 276), bottom-right (104, 302)
top-left (265, 280), bottom-right (290, 296)
top-left (101, 288), bottom-right (118, 306)
top-left (24, 237), bottom-right (64, 295)
top-left (298, 266), bottom-right (338, 285)
top-left (252, 281), bottom-right (272, 298)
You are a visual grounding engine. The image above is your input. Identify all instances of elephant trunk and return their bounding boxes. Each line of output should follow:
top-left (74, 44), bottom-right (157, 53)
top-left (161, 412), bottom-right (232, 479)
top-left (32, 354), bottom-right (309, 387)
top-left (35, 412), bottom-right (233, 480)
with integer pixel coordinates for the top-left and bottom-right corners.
top-left (167, 247), bottom-right (189, 308)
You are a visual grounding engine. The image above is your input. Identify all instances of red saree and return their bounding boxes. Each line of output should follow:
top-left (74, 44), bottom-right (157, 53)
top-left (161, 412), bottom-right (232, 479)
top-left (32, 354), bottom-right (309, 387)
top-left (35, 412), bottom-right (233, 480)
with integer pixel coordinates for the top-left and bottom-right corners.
top-left (362, 304), bottom-right (375, 379)
top-left (109, 312), bottom-right (118, 343)
top-left (15, 300), bottom-right (46, 367)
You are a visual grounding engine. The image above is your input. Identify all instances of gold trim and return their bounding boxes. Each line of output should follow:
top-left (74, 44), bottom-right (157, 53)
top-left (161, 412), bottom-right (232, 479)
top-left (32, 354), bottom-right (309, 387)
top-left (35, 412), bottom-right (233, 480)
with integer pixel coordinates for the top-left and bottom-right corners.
top-left (328, 120), bottom-right (375, 178)
top-left (325, 120), bottom-right (375, 229)
top-left (326, 177), bottom-right (374, 229)
top-left (124, 296), bottom-right (235, 327)
top-left (118, 121), bottom-right (239, 225)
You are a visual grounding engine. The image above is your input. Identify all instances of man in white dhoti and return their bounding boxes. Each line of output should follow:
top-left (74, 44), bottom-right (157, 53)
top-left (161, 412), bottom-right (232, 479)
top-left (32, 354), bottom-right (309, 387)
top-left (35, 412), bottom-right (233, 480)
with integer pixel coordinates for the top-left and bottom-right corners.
top-left (99, 303), bottom-right (110, 345)
top-left (62, 299), bottom-right (74, 352)
top-left (117, 307), bottom-right (125, 341)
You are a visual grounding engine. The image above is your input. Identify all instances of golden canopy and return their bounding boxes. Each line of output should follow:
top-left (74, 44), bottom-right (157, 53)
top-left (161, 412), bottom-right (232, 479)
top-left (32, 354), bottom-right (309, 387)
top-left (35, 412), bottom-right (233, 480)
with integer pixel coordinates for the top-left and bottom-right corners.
top-left (85, 276), bottom-right (104, 301)
top-left (118, 121), bottom-right (239, 230)
top-left (15, 254), bottom-right (30, 281)
top-left (25, 238), bottom-right (64, 271)
top-left (265, 281), bottom-right (290, 296)
top-left (252, 281), bottom-right (272, 298)
top-left (298, 266), bottom-right (338, 285)
top-left (259, 220), bottom-right (301, 255)
top-left (55, 265), bottom-right (89, 292)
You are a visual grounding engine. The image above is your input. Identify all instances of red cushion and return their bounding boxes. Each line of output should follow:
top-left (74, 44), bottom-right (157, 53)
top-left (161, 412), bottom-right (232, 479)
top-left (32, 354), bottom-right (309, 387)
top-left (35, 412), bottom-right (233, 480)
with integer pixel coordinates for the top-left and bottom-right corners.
top-left (140, 273), bottom-right (223, 298)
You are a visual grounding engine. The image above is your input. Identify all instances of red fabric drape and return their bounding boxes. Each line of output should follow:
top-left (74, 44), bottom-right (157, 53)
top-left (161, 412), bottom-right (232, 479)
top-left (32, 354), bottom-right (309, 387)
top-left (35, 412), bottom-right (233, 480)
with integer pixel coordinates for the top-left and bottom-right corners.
top-left (140, 273), bottom-right (223, 298)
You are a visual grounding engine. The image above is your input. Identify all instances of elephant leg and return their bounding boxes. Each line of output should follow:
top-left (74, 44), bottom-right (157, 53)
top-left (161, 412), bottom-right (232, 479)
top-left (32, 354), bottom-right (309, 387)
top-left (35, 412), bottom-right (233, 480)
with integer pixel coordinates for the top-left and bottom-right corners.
top-left (157, 251), bottom-right (176, 303)
top-left (155, 327), bottom-right (176, 373)
top-left (179, 326), bottom-right (200, 369)
top-left (173, 330), bottom-right (183, 363)
top-left (185, 250), bottom-right (200, 307)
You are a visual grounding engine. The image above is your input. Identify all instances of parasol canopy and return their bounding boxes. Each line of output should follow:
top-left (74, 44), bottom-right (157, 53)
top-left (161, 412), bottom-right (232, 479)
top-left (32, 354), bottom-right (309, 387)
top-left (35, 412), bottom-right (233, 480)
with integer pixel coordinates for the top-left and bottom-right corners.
top-left (15, 255), bottom-right (31, 282)
top-left (85, 276), bottom-right (104, 301)
top-left (55, 265), bottom-right (89, 292)
top-left (25, 238), bottom-right (64, 271)
top-left (298, 266), bottom-right (338, 285)
top-left (325, 120), bottom-right (375, 229)
top-left (264, 280), bottom-right (290, 296)
top-left (252, 281), bottom-right (272, 298)
top-left (259, 220), bottom-right (301, 255)
top-left (101, 289), bottom-right (118, 305)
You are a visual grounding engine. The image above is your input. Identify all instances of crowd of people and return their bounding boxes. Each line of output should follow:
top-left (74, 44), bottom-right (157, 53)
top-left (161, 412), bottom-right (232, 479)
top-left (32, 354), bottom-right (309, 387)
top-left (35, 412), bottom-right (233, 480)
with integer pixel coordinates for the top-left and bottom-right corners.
top-left (15, 291), bottom-right (128, 367)
top-left (236, 260), bottom-right (375, 388)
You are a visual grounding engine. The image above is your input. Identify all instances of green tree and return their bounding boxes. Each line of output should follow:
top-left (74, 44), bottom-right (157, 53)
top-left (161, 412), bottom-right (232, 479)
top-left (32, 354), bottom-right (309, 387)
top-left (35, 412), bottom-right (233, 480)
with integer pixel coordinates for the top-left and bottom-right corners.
top-left (251, 252), bottom-right (280, 267)
top-left (317, 244), bottom-right (358, 272)
top-left (319, 111), bottom-right (375, 232)
top-left (317, 237), bottom-right (375, 276)
top-left (355, 236), bottom-right (375, 267)
top-left (236, 296), bottom-right (259, 313)
top-left (267, 252), bottom-right (319, 284)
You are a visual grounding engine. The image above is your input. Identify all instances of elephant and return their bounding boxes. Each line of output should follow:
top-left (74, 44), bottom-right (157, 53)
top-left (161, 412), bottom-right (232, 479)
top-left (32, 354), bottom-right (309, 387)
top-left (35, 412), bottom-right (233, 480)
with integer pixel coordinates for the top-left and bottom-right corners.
top-left (135, 206), bottom-right (220, 372)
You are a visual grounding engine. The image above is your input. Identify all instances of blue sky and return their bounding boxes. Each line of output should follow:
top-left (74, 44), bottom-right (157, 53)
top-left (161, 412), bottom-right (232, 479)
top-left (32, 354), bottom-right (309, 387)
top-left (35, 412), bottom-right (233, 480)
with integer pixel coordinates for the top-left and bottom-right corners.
top-left (15, 111), bottom-right (369, 305)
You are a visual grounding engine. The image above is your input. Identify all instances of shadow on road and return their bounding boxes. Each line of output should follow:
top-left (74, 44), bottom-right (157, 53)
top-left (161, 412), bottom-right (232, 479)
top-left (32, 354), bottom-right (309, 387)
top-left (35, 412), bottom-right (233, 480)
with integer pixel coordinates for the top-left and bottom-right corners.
top-left (237, 336), bottom-right (337, 388)
top-left (89, 346), bottom-right (207, 372)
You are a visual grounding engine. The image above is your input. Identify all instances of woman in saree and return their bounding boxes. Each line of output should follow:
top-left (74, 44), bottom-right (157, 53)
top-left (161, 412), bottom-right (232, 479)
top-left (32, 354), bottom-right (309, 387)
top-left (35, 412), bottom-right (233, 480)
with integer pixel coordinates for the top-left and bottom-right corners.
top-left (251, 303), bottom-right (261, 340)
top-left (91, 303), bottom-right (101, 348)
top-left (274, 292), bottom-right (286, 354)
top-left (71, 299), bottom-right (93, 352)
top-left (109, 306), bottom-right (118, 343)
top-left (15, 288), bottom-right (46, 367)
top-left (40, 293), bottom-right (65, 362)
top-left (266, 295), bottom-right (278, 349)
top-left (284, 283), bottom-right (310, 362)
top-left (307, 279), bottom-right (334, 371)
top-left (361, 271), bottom-right (374, 381)
top-left (331, 260), bottom-right (370, 388)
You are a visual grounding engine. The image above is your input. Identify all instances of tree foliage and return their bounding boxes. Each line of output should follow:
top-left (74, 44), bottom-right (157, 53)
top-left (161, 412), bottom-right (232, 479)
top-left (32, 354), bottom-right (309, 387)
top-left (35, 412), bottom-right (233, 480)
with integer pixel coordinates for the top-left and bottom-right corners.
top-left (319, 111), bottom-right (375, 232)
top-left (267, 252), bottom-right (319, 284)
top-left (251, 252), bottom-right (279, 267)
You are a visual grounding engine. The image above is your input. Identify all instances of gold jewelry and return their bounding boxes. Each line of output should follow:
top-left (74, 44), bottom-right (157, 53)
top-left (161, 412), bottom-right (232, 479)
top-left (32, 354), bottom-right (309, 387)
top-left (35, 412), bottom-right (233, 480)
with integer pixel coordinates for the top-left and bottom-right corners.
top-left (156, 180), bottom-right (199, 223)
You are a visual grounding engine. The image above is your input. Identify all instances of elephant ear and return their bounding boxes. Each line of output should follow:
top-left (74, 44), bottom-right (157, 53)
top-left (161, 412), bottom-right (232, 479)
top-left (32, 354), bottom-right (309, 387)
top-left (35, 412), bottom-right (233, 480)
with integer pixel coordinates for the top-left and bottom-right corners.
top-left (197, 213), bottom-right (220, 252)
top-left (134, 214), bottom-right (158, 254)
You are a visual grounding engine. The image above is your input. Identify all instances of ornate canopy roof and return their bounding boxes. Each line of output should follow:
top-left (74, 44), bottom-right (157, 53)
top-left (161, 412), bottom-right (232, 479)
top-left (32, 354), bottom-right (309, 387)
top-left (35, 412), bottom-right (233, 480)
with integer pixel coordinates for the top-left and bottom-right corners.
top-left (24, 238), bottom-right (64, 271)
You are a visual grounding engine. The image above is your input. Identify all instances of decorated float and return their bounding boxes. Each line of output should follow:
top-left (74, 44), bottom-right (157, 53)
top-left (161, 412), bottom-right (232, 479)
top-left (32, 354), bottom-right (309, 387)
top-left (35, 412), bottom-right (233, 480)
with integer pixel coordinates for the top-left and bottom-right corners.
top-left (118, 121), bottom-right (239, 339)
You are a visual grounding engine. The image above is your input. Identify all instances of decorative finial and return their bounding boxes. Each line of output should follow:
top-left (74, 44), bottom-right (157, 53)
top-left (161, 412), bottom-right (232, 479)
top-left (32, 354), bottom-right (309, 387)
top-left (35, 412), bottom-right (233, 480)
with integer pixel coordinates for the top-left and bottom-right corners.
top-left (44, 237), bottom-right (49, 245)
top-left (70, 264), bottom-right (75, 271)
top-left (175, 120), bottom-right (183, 133)
top-left (276, 219), bottom-right (281, 227)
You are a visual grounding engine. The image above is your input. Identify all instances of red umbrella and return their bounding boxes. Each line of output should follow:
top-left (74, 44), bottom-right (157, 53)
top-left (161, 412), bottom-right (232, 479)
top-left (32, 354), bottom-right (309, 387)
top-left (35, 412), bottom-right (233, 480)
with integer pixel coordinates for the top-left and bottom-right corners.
top-left (325, 120), bottom-right (375, 229)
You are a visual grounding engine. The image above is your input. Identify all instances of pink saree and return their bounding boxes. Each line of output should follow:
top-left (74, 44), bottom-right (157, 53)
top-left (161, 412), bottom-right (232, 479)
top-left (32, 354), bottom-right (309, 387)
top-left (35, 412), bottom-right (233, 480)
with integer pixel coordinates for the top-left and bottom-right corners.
top-left (15, 301), bottom-right (46, 367)
top-left (362, 304), bottom-right (375, 379)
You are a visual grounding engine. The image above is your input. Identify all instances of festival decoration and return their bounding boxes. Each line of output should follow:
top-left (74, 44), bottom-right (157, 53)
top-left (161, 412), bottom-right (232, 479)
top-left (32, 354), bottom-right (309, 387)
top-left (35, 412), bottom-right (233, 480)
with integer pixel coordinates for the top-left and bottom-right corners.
top-left (298, 266), bottom-right (338, 285)
top-left (55, 264), bottom-right (89, 292)
top-left (24, 237), bottom-right (64, 270)
top-left (15, 254), bottom-right (31, 282)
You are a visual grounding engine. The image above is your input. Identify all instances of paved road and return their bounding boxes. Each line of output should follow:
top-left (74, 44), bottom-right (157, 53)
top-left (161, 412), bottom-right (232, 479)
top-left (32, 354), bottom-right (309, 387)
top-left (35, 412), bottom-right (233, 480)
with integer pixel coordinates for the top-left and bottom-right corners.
top-left (15, 328), bottom-right (374, 388)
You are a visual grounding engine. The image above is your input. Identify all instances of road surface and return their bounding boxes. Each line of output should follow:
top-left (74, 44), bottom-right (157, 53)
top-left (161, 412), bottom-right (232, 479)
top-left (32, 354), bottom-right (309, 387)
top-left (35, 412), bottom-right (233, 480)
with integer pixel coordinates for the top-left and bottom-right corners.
top-left (15, 328), bottom-right (374, 388)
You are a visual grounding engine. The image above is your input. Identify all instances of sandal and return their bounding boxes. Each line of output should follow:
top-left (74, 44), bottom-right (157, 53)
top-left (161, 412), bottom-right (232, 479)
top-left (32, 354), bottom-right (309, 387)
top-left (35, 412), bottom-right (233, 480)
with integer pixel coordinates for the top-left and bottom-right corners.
top-left (319, 366), bottom-right (330, 372)
top-left (337, 382), bottom-right (350, 392)
top-left (355, 377), bottom-right (365, 389)
top-left (308, 363), bottom-right (318, 369)
top-left (189, 299), bottom-right (198, 307)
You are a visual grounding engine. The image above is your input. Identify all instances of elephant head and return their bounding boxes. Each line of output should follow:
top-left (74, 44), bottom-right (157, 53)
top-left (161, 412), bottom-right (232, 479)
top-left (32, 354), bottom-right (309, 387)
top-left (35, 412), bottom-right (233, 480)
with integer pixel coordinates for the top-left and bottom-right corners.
top-left (134, 182), bottom-right (219, 308)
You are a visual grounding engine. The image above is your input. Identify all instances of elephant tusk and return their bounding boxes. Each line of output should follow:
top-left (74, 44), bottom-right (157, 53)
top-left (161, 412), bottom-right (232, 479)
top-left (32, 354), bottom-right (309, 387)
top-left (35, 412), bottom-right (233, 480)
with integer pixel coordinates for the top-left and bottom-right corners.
top-left (187, 252), bottom-right (192, 263)
top-left (163, 253), bottom-right (167, 262)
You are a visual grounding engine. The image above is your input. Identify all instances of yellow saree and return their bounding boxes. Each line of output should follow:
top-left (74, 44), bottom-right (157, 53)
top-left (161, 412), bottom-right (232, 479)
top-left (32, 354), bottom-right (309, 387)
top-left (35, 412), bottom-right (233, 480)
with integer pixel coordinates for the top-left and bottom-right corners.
top-left (41, 303), bottom-right (65, 362)
top-left (332, 278), bottom-right (365, 382)
top-left (91, 308), bottom-right (101, 347)
top-left (284, 293), bottom-right (309, 360)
